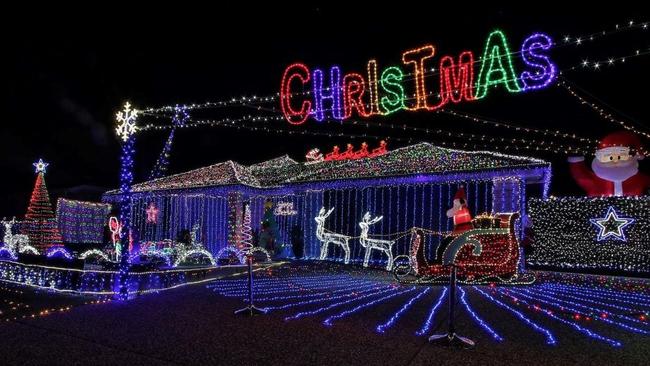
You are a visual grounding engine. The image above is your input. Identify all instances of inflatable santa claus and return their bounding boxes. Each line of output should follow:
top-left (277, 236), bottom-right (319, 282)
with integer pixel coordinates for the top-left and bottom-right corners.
top-left (568, 131), bottom-right (650, 197)
top-left (446, 186), bottom-right (473, 234)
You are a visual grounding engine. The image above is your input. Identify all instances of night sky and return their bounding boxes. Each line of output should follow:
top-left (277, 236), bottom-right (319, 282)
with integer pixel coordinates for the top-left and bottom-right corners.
top-left (3, 5), bottom-right (649, 216)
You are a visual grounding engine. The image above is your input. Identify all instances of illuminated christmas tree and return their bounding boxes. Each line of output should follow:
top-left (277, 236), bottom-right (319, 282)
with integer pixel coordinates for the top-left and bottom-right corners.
top-left (24, 159), bottom-right (63, 252)
top-left (240, 204), bottom-right (253, 250)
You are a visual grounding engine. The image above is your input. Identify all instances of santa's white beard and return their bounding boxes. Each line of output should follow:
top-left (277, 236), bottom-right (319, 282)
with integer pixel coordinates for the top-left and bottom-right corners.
top-left (591, 158), bottom-right (639, 182)
top-left (446, 199), bottom-right (462, 218)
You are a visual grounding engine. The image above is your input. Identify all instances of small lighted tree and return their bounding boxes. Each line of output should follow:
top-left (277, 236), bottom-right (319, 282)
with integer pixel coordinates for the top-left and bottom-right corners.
top-left (24, 159), bottom-right (63, 252)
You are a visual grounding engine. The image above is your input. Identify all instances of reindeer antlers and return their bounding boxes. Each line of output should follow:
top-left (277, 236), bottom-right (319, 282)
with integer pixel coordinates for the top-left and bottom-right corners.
top-left (1, 217), bottom-right (17, 225)
top-left (362, 212), bottom-right (383, 225)
top-left (317, 207), bottom-right (335, 218)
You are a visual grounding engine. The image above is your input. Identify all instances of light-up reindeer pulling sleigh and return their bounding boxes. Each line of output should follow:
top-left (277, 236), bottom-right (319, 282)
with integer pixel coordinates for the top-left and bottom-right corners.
top-left (392, 213), bottom-right (533, 285)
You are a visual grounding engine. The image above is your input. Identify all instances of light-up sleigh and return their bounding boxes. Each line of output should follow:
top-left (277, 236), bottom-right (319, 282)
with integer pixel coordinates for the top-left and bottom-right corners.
top-left (392, 213), bottom-right (529, 284)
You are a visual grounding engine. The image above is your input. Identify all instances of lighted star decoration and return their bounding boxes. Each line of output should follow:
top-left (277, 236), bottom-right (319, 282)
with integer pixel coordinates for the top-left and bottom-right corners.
top-left (115, 102), bottom-right (138, 142)
top-left (590, 206), bottom-right (635, 241)
top-left (33, 159), bottom-right (49, 174)
top-left (146, 202), bottom-right (159, 224)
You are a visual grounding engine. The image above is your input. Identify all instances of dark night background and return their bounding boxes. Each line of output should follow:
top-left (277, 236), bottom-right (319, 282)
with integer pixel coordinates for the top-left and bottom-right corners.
top-left (2, 5), bottom-right (649, 216)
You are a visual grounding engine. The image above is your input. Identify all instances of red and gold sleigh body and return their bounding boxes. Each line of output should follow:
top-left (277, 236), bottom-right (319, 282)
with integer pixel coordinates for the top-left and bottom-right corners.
top-left (393, 213), bottom-right (529, 284)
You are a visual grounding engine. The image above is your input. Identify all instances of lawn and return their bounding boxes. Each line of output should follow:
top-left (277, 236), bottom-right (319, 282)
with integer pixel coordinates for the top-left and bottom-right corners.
top-left (1, 262), bottom-right (649, 365)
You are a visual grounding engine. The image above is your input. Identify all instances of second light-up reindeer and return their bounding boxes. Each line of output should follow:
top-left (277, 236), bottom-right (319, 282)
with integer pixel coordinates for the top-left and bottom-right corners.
top-left (359, 212), bottom-right (395, 271)
top-left (315, 207), bottom-right (352, 264)
top-left (1, 217), bottom-right (38, 256)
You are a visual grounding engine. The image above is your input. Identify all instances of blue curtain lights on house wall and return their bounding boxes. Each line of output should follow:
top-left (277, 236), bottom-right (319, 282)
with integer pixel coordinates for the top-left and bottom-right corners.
top-left (528, 196), bottom-right (650, 275)
top-left (130, 194), bottom-right (229, 257)
top-left (103, 143), bottom-right (550, 270)
top-left (56, 199), bottom-right (111, 244)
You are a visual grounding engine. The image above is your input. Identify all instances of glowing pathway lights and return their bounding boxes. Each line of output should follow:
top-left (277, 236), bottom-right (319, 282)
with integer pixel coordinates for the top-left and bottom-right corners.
top-left (458, 287), bottom-right (504, 341)
top-left (473, 286), bottom-right (557, 345)
top-left (209, 275), bottom-right (369, 288)
top-left (415, 287), bottom-right (448, 336)
top-left (211, 277), bottom-right (378, 297)
top-left (323, 286), bottom-right (418, 326)
top-left (212, 278), bottom-right (377, 293)
top-left (376, 287), bottom-right (431, 333)
top-left (497, 288), bottom-right (623, 347)
top-left (215, 284), bottom-right (379, 298)
top-left (207, 270), bottom-right (649, 347)
top-left (209, 275), bottom-right (374, 289)
top-left (285, 286), bottom-right (401, 321)
top-left (535, 285), bottom-right (650, 315)
top-left (267, 286), bottom-right (396, 312)
top-left (539, 283), bottom-right (650, 306)
top-left (547, 283), bottom-right (650, 301)
top-left (519, 287), bottom-right (650, 328)
top-left (510, 287), bottom-right (650, 335)
top-left (255, 283), bottom-right (383, 302)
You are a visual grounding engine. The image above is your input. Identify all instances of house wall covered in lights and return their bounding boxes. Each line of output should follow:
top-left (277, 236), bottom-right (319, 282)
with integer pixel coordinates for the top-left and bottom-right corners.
top-left (102, 143), bottom-right (550, 265)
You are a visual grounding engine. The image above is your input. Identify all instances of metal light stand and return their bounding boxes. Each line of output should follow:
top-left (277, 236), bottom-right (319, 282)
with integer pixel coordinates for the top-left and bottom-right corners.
top-left (428, 265), bottom-right (475, 348)
top-left (234, 254), bottom-right (267, 317)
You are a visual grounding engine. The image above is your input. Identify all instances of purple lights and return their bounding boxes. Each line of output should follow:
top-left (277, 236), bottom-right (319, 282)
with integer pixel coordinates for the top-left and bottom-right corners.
top-left (56, 199), bottom-right (111, 244)
top-left (520, 33), bottom-right (557, 91)
top-left (312, 66), bottom-right (343, 121)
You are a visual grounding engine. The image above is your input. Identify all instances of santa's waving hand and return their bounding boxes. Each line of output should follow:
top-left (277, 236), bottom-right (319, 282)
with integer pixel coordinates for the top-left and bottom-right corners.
top-left (568, 131), bottom-right (650, 197)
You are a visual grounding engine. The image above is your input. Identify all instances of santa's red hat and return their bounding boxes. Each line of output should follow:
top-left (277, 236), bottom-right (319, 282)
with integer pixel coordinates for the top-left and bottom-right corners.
top-left (453, 186), bottom-right (467, 201)
top-left (598, 131), bottom-right (643, 153)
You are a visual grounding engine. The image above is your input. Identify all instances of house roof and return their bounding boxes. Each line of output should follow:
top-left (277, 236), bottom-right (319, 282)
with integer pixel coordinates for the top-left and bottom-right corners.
top-left (105, 143), bottom-right (549, 195)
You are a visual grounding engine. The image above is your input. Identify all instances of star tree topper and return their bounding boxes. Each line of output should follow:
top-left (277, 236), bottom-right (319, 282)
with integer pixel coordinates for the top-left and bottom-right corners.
top-left (146, 202), bottom-right (159, 224)
top-left (590, 206), bottom-right (635, 241)
top-left (33, 159), bottom-right (49, 174)
top-left (115, 102), bottom-right (138, 142)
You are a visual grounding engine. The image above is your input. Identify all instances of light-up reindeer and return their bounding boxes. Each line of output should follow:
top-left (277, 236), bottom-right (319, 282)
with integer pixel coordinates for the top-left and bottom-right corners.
top-left (315, 207), bottom-right (351, 264)
top-left (1, 217), bottom-right (38, 255)
top-left (359, 212), bottom-right (395, 271)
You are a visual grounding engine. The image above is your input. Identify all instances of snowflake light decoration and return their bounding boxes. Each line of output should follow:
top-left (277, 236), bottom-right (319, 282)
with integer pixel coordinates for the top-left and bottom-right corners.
top-left (115, 102), bottom-right (138, 142)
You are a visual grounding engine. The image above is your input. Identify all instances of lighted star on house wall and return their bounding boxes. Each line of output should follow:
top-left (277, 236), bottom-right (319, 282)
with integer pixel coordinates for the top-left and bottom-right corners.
top-left (33, 159), bottom-right (49, 174)
top-left (146, 202), bottom-right (159, 224)
top-left (590, 206), bottom-right (635, 241)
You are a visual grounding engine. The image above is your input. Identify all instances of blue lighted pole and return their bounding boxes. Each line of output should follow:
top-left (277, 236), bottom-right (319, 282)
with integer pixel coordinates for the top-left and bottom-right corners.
top-left (148, 105), bottom-right (188, 180)
top-left (115, 102), bottom-right (138, 300)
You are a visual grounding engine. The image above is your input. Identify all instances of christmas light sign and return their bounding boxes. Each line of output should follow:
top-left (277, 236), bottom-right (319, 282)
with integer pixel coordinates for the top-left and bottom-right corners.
top-left (274, 202), bottom-right (297, 216)
top-left (280, 30), bottom-right (556, 125)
